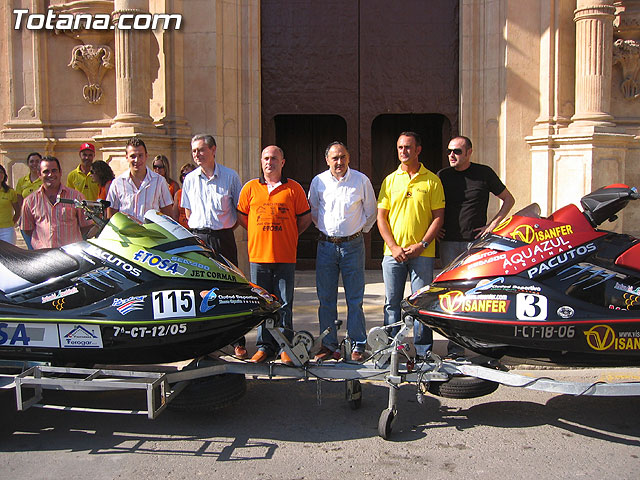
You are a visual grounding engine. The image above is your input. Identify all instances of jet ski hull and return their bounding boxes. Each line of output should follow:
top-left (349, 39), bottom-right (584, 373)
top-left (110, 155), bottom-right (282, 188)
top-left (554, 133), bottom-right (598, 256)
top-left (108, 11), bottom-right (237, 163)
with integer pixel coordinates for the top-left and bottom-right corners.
top-left (0, 282), bottom-right (279, 365)
top-left (403, 185), bottom-right (640, 367)
top-left (0, 211), bottom-right (281, 365)
top-left (403, 280), bottom-right (640, 366)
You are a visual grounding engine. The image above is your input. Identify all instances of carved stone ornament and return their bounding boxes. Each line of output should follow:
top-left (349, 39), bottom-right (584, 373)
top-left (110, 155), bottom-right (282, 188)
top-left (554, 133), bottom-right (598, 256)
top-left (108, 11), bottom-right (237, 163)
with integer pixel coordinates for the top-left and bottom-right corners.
top-left (69, 44), bottom-right (114, 104)
top-left (613, 38), bottom-right (640, 99)
top-left (50, 1), bottom-right (115, 104)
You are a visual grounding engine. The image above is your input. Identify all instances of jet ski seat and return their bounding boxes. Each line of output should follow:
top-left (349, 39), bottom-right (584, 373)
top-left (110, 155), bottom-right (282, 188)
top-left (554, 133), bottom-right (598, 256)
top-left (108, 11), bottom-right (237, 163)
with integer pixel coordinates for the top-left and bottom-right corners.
top-left (615, 242), bottom-right (640, 273)
top-left (0, 241), bottom-right (79, 294)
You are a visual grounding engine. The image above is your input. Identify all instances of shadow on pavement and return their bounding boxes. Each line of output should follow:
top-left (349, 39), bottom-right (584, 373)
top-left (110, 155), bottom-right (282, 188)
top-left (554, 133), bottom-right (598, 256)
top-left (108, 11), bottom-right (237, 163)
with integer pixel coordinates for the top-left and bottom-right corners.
top-left (1, 372), bottom-right (640, 457)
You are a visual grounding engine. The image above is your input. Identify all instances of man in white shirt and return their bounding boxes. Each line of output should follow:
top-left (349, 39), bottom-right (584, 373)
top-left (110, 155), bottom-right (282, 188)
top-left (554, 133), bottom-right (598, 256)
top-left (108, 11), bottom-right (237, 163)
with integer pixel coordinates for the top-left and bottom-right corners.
top-left (308, 141), bottom-right (377, 362)
top-left (106, 137), bottom-right (173, 222)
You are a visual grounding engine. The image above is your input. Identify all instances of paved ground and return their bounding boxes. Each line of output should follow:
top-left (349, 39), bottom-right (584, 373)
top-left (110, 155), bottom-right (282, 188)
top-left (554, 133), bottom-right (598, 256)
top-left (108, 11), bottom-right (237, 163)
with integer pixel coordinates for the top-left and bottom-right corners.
top-left (1, 269), bottom-right (639, 478)
top-left (239, 269), bottom-right (458, 359)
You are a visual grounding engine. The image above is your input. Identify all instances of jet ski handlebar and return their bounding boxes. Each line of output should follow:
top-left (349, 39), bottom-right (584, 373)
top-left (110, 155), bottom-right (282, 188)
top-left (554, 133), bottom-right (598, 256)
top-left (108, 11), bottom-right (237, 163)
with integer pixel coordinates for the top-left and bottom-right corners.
top-left (56, 196), bottom-right (111, 230)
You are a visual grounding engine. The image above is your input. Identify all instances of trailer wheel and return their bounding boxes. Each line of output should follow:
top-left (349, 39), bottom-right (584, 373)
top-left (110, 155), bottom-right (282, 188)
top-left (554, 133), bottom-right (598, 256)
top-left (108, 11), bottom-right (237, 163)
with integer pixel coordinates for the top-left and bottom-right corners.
top-left (378, 407), bottom-right (396, 440)
top-left (168, 373), bottom-right (246, 412)
top-left (427, 375), bottom-right (499, 399)
top-left (346, 379), bottom-right (362, 410)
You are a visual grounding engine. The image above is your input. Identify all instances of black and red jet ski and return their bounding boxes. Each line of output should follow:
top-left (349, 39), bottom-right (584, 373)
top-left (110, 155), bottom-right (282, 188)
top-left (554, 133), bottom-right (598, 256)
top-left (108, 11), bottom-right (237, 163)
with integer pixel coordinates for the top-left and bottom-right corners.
top-left (403, 184), bottom-right (640, 367)
top-left (0, 203), bottom-right (279, 365)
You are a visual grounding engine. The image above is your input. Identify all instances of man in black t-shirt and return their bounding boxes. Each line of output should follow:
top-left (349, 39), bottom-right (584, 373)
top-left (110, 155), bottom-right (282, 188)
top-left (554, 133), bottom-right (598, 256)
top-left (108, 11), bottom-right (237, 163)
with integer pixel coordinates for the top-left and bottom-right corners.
top-left (438, 136), bottom-right (515, 357)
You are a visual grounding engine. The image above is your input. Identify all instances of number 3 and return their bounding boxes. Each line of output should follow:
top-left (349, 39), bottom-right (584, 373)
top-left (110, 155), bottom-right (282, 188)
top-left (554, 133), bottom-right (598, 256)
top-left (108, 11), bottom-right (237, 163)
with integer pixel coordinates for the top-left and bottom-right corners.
top-left (516, 293), bottom-right (547, 321)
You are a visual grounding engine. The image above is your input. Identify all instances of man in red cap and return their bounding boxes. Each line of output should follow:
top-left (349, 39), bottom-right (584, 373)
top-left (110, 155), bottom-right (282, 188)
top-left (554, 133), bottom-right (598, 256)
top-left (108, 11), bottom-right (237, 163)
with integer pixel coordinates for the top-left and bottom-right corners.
top-left (67, 142), bottom-right (100, 201)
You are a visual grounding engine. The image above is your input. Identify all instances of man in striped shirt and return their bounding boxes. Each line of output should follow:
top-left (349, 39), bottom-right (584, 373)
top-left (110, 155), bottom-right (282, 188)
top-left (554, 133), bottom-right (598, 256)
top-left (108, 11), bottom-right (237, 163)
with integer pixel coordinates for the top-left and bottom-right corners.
top-left (106, 137), bottom-right (173, 223)
top-left (21, 156), bottom-right (93, 249)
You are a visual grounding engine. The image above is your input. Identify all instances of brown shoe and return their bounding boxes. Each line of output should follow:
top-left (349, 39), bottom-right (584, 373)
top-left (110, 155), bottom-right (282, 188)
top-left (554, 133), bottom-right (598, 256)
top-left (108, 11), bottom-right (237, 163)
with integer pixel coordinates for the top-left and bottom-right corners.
top-left (249, 350), bottom-right (268, 363)
top-left (234, 345), bottom-right (248, 359)
top-left (280, 351), bottom-right (294, 365)
top-left (351, 351), bottom-right (364, 362)
top-left (314, 346), bottom-right (340, 361)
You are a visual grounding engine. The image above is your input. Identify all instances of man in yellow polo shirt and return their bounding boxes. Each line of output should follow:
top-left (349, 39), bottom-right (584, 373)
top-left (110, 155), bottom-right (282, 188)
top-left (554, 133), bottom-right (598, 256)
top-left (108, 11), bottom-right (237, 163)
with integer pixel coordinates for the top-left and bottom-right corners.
top-left (67, 142), bottom-right (100, 201)
top-left (377, 131), bottom-right (445, 359)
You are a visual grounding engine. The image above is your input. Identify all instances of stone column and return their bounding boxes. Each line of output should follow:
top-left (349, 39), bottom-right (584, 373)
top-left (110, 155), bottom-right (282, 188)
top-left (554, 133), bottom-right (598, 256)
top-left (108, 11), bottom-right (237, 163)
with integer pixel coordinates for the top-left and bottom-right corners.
top-left (111, 0), bottom-right (153, 127)
top-left (571, 0), bottom-right (617, 126)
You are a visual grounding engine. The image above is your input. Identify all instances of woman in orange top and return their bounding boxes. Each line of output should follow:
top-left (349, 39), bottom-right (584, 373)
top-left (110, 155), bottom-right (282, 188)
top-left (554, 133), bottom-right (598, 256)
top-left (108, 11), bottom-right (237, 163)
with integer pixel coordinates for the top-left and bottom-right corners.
top-left (153, 155), bottom-right (180, 196)
top-left (89, 160), bottom-right (115, 201)
top-left (173, 162), bottom-right (196, 227)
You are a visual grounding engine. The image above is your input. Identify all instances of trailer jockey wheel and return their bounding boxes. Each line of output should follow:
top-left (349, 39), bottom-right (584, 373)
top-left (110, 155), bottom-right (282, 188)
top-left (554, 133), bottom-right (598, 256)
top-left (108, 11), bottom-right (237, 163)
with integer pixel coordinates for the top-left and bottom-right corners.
top-left (378, 407), bottom-right (396, 440)
top-left (292, 330), bottom-right (314, 354)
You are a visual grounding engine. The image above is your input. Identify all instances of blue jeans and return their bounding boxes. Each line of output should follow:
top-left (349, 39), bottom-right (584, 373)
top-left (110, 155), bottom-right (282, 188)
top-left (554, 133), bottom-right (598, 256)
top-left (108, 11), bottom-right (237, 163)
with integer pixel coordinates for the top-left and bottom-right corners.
top-left (439, 240), bottom-right (469, 267)
top-left (382, 255), bottom-right (434, 355)
top-left (250, 262), bottom-right (296, 355)
top-left (316, 236), bottom-right (367, 353)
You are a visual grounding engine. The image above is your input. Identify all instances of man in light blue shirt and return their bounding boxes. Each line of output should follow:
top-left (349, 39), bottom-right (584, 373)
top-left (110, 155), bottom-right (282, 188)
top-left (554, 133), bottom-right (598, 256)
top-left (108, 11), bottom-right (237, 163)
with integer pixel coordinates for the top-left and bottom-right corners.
top-left (308, 141), bottom-right (377, 362)
top-left (181, 134), bottom-right (242, 265)
top-left (181, 133), bottom-right (245, 358)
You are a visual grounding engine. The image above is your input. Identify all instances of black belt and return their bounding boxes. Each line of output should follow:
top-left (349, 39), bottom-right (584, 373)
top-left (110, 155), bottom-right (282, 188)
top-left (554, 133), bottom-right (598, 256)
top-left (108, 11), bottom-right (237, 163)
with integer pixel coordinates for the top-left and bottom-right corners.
top-left (318, 231), bottom-right (362, 244)
top-left (191, 227), bottom-right (231, 235)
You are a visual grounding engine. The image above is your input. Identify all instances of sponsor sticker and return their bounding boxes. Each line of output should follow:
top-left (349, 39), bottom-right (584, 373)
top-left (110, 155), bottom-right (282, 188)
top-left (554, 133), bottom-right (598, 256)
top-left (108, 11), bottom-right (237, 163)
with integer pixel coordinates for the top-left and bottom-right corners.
top-left (171, 256), bottom-right (210, 271)
top-left (438, 290), bottom-right (510, 315)
top-left (510, 224), bottom-right (574, 244)
top-left (86, 244), bottom-right (142, 277)
top-left (614, 282), bottom-right (640, 296)
top-left (503, 237), bottom-right (572, 273)
top-left (199, 288), bottom-right (260, 313)
top-left (584, 324), bottom-right (640, 351)
top-left (41, 286), bottom-right (79, 303)
top-left (133, 250), bottom-right (188, 275)
top-left (467, 277), bottom-right (542, 295)
top-left (557, 306), bottom-right (575, 319)
top-left (624, 293), bottom-right (640, 309)
top-left (200, 288), bottom-right (219, 313)
top-left (526, 243), bottom-right (597, 278)
top-left (112, 295), bottom-right (147, 315)
top-left (52, 298), bottom-right (66, 311)
top-left (462, 252), bottom-right (507, 271)
top-left (0, 322), bottom-right (59, 347)
top-left (189, 269), bottom-right (237, 281)
top-left (59, 324), bottom-right (103, 348)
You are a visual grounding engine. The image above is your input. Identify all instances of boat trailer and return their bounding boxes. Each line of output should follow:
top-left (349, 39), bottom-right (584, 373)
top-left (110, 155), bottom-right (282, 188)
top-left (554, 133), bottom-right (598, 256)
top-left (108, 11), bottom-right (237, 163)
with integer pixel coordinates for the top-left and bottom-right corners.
top-left (2, 316), bottom-right (640, 439)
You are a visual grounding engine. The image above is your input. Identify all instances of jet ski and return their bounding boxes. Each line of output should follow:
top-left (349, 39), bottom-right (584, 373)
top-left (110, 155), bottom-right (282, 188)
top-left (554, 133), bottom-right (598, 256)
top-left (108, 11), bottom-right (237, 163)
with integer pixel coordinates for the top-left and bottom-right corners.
top-left (403, 184), bottom-right (640, 367)
top-left (0, 201), bottom-right (280, 365)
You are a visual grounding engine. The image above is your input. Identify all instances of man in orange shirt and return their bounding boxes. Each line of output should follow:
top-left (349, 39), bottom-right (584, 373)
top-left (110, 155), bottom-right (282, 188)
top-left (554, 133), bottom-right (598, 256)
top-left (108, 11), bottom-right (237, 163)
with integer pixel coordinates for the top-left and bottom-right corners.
top-left (237, 145), bottom-right (312, 363)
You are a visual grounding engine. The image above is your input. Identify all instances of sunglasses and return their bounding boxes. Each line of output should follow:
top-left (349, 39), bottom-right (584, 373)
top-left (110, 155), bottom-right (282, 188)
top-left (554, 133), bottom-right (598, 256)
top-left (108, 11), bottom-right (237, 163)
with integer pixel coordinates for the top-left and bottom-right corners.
top-left (152, 164), bottom-right (165, 169)
top-left (447, 148), bottom-right (463, 155)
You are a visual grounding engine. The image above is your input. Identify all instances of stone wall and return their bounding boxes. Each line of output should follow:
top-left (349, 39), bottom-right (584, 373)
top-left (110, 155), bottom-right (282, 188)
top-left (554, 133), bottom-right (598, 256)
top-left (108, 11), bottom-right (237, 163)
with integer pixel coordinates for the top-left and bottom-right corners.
top-left (2, 0), bottom-right (640, 250)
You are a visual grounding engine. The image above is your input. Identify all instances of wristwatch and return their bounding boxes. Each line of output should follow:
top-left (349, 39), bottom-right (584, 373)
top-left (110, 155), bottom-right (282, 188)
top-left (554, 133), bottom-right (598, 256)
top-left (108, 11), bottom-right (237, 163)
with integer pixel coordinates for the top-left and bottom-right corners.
top-left (420, 240), bottom-right (429, 249)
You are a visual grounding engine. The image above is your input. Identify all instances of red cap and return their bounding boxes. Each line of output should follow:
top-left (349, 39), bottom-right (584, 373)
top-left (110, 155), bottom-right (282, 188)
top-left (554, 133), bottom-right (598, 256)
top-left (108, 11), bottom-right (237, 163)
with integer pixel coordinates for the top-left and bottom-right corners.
top-left (79, 142), bottom-right (95, 153)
